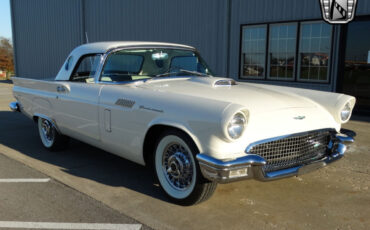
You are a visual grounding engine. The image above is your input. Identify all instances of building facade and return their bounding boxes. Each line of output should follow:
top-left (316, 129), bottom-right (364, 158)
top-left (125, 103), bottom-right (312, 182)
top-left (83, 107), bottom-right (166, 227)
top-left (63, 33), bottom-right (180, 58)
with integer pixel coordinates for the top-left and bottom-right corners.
top-left (10, 0), bottom-right (370, 113)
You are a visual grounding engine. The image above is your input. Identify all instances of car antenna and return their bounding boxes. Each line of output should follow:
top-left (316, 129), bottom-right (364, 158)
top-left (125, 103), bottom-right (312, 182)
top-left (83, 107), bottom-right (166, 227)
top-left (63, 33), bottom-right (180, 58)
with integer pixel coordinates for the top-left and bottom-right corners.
top-left (85, 32), bottom-right (94, 66)
top-left (85, 32), bottom-right (89, 43)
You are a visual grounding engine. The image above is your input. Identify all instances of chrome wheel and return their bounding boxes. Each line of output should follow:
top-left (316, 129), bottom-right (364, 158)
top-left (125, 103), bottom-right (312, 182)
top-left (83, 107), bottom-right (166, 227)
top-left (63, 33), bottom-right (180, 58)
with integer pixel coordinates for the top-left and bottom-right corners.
top-left (38, 118), bottom-right (55, 148)
top-left (155, 135), bottom-right (197, 199)
top-left (162, 143), bottom-right (194, 190)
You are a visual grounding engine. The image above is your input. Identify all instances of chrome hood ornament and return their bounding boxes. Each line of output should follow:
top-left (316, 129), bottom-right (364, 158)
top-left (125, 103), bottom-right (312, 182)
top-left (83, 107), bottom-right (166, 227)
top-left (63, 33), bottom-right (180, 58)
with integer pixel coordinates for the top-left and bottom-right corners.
top-left (294, 116), bottom-right (306, 120)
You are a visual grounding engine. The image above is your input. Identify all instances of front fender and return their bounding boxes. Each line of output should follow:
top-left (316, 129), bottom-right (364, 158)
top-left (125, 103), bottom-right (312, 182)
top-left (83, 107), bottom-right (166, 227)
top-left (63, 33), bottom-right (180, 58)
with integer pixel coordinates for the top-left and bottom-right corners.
top-left (147, 118), bottom-right (203, 153)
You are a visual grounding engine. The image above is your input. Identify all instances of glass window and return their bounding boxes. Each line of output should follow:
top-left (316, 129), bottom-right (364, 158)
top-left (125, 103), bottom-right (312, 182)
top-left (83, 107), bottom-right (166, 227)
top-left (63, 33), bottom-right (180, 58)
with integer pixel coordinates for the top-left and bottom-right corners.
top-left (268, 23), bottom-right (297, 80)
top-left (99, 49), bottom-right (212, 83)
top-left (342, 19), bottom-right (370, 113)
top-left (104, 54), bottom-right (144, 74)
top-left (298, 22), bottom-right (332, 82)
top-left (240, 25), bottom-right (267, 79)
top-left (171, 56), bottom-right (198, 71)
top-left (70, 54), bottom-right (102, 82)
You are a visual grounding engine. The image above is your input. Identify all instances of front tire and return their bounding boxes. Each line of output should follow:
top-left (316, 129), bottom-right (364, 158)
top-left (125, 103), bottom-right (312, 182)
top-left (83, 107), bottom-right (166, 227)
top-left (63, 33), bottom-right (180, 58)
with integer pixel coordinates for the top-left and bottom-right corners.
top-left (154, 130), bottom-right (217, 205)
top-left (37, 117), bottom-right (69, 151)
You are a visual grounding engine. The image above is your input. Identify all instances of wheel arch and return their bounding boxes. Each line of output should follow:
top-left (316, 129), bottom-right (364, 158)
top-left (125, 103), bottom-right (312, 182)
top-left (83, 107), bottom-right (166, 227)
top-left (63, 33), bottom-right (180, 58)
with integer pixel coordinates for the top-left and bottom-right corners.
top-left (32, 113), bottom-right (61, 133)
top-left (142, 121), bottom-right (202, 167)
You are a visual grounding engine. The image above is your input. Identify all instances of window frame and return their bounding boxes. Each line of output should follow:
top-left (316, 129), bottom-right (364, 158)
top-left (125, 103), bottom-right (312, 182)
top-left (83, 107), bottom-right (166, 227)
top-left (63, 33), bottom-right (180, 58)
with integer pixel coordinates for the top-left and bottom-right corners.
top-left (297, 21), bottom-right (333, 83)
top-left (239, 24), bottom-right (268, 80)
top-left (99, 51), bottom-right (145, 83)
top-left (267, 22), bottom-right (298, 81)
top-left (69, 53), bottom-right (102, 82)
top-left (239, 20), bottom-right (334, 84)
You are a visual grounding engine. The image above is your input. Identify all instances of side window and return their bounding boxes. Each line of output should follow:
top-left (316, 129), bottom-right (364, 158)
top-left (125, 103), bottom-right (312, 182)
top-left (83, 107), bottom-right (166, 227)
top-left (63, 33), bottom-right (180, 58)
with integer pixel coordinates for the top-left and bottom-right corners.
top-left (70, 54), bottom-right (102, 82)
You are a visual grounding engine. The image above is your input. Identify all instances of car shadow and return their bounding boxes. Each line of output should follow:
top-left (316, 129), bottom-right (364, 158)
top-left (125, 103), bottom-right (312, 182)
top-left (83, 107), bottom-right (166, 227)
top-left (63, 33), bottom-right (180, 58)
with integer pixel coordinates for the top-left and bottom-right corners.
top-left (0, 111), bottom-right (168, 202)
top-left (0, 79), bottom-right (12, 84)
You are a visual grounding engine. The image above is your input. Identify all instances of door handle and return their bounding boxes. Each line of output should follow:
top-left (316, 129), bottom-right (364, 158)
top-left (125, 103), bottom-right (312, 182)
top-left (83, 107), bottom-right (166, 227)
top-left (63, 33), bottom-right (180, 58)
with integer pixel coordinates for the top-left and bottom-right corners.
top-left (56, 86), bottom-right (66, 93)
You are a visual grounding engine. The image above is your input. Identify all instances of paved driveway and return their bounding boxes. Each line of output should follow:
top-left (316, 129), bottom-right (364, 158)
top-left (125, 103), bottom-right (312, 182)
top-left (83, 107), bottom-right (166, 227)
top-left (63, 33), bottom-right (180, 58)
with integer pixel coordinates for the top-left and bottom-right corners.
top-left (1, 80), bottom-right (369, 230)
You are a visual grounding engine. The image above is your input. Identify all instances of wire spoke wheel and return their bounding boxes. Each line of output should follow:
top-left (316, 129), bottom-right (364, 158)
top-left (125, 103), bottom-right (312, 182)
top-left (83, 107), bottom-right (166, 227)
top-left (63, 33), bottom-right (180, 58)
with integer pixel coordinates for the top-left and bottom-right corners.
top-left (38, 118), bottom-right (55, 147)
top-left (162, 143), bottom-right (194, 191)
top-left (155, 134), bottom-right (197, 200)
top-left (154, 130), bottom-right (218, 205)
top-left (37, 117), bottom-right (69, 151)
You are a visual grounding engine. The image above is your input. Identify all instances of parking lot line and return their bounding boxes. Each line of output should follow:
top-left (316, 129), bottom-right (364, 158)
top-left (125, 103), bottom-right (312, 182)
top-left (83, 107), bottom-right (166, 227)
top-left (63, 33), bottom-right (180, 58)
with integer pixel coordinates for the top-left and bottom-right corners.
top-left (0, 178), bottom-right (50, 183)
top-left (0, 221), bottom-right (142, 230)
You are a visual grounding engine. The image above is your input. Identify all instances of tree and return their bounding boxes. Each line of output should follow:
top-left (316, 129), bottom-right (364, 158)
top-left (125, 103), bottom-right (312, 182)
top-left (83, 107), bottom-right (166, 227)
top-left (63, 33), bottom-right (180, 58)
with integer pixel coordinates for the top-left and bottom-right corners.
top-left (0, 37), bottom-right (14, 73)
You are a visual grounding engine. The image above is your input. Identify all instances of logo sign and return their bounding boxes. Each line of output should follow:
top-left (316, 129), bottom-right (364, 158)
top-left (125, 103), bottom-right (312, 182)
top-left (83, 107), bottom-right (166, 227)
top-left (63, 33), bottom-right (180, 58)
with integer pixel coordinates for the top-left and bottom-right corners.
top-left (293, 116), bottom-right (306, 120)
top-left (319, 0), bottom-right (358, 24)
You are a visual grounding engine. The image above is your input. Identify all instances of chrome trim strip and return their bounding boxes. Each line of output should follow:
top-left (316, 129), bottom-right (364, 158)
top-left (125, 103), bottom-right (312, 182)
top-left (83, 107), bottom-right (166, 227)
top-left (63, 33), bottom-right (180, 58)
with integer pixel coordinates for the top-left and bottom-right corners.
top-left (9, 101), bottom-right (20, 112)
top-left (197, 154), bottom-right (266, 169)
top-left (138, 105), bottom-right (163, 113)
top-left (94, 46), bottom-right (197, 84)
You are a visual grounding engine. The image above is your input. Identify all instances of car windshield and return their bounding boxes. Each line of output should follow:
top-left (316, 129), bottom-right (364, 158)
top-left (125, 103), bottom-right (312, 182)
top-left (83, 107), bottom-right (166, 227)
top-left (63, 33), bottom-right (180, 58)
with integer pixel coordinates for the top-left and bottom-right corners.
top-left (100, 48), bottom-right (213, 83)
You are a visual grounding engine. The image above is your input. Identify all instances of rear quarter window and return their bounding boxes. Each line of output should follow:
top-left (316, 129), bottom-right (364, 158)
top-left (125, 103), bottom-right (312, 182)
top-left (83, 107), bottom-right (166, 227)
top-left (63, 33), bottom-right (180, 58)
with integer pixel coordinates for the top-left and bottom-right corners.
top-left (70, 54), bottom-right (102, 82)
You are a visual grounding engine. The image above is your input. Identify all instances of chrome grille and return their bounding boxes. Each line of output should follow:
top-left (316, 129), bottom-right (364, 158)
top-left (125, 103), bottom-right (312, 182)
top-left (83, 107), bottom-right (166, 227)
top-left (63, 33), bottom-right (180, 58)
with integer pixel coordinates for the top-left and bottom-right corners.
top-left (248, 130), bottom-right (331, 172)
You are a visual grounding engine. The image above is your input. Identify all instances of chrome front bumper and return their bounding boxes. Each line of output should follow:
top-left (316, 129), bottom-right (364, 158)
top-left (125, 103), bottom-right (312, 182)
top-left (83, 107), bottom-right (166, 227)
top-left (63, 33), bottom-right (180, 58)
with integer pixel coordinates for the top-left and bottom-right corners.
top-left (196, 130), bottom-right (355, 183)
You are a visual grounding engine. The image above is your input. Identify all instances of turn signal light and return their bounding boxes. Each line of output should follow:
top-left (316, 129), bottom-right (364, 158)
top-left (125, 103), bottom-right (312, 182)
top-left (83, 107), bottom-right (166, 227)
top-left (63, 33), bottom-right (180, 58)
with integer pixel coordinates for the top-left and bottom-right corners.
top-left (229, 168), bottom-right (248, 178)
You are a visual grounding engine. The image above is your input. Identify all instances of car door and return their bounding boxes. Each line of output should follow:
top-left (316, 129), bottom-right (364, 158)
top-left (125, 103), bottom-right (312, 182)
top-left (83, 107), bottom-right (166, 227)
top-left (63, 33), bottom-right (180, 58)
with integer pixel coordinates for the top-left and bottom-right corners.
top-left (96, 50), bottom-right (152, 163)
top-left (53, 54), bottom-right (103, 144)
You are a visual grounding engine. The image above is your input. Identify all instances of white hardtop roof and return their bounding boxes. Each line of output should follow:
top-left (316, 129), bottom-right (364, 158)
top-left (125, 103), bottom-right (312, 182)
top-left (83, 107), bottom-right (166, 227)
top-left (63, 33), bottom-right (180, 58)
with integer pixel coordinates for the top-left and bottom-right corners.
top-left (56, 41), bottom-right (196, 81)
top-left (72, 41), bottom-right (195, 56)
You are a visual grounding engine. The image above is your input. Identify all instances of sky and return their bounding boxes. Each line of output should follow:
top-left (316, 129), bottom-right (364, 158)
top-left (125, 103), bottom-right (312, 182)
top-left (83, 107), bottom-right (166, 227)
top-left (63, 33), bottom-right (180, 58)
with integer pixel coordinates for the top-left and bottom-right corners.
top-left (0, 0), bottom-right (12, 39)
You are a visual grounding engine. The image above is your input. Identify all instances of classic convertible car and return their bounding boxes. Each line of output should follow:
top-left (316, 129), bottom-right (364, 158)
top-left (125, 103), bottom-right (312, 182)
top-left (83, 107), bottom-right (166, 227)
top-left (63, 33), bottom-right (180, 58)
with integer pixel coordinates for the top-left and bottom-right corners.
top-left (10, 41), bottom-right (355, 205)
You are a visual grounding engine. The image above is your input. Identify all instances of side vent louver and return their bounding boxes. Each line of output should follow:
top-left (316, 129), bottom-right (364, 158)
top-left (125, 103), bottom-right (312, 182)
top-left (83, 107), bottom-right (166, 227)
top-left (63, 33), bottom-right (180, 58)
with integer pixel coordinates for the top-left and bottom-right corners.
top-left (115, 98), bottom-right (135, 108)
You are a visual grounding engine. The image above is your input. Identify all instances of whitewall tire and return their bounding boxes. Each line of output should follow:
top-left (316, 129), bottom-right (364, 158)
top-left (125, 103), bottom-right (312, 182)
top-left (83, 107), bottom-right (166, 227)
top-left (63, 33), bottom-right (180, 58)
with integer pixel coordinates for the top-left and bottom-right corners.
top-left (154, 130), bottom-right (217, 205)
top-left (37, 117), bottom-right (69, 151)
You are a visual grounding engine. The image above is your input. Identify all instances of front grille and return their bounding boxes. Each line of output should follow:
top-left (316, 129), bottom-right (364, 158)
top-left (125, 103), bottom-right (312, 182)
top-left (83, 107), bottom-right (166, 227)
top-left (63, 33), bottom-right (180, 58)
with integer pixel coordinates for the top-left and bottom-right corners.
top-left (248, 130), bottom-right (331, 172)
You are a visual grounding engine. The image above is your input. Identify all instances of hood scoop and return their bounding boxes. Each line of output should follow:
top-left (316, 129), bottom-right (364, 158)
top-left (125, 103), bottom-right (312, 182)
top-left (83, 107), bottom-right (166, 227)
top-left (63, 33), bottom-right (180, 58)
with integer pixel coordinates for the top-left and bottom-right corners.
top-left (187, 77), bottom-right (237, 87)
top-left (213, 79), bottom-right (237, 87)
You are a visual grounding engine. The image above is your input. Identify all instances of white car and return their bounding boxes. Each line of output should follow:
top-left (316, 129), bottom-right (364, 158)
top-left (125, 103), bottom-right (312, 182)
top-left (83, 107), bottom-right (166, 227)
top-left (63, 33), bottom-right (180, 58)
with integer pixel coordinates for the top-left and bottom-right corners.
top-left (10, 41), bottom-right (356, 205)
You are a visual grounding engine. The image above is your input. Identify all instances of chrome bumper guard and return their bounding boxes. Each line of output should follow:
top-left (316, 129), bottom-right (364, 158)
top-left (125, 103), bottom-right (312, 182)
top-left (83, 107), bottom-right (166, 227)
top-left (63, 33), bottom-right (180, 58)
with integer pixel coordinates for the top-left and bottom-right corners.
top-left (9, 101), bottom-right (20, 112)
top-left (196, 130), bottom-right (355, 183)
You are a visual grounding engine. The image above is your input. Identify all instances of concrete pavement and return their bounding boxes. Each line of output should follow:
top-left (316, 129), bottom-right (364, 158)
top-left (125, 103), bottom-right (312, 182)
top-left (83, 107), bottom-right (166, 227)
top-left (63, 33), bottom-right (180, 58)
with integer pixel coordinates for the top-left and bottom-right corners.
top-left (0, 148), bottom-right (148, 229)
top-left (1, 80), bottom-right (370, 230)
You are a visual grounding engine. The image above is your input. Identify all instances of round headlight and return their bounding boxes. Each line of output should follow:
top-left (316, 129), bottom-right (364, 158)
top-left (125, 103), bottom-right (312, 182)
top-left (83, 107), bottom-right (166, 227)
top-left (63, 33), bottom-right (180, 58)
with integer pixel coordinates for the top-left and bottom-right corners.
top-left (227, 113), bottom-right (246, 139)
top-left (340, 102), bottom-right (352, 122)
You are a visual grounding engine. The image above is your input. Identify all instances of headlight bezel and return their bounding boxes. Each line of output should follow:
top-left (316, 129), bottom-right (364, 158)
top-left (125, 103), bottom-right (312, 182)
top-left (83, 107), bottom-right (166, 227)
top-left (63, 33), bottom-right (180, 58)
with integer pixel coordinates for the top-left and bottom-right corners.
top-left (226, 111), bottom-right (248, 140)
top-left (340, 102), bottom-right (352, 123)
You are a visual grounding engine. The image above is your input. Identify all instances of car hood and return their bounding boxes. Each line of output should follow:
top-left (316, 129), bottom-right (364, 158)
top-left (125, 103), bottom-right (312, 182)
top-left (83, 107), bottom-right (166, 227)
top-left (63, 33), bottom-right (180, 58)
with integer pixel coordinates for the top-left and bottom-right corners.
top-left (137, 77), bottom-right (319, 113)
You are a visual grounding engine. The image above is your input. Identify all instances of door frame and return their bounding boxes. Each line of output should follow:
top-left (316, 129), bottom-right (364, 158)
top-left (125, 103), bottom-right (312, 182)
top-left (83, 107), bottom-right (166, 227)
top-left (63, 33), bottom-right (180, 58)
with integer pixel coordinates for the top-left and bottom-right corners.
top-left (337, 15), bottom-right (370, 92)
top-left (336, 15), bottom-right (370, 114)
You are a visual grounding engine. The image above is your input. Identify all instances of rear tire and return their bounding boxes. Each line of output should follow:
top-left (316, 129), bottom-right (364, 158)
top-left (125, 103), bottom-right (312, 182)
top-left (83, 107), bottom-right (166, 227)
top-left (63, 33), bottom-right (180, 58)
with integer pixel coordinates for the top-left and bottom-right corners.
top-left (37, 117), bottom-right (69, 151)
top-left (154, 129), bottom-right (217, 205)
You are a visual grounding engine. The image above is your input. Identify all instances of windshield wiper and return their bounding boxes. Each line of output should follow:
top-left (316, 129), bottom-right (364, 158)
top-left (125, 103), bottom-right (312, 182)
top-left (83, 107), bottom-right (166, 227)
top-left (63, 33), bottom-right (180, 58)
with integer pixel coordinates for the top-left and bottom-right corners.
top-left (153, 69), bottom-right (209, 79)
